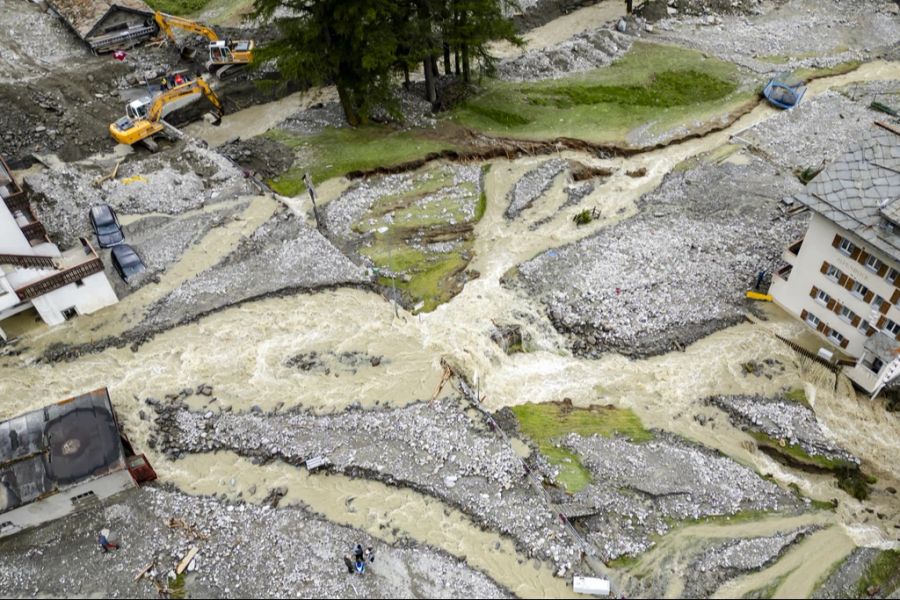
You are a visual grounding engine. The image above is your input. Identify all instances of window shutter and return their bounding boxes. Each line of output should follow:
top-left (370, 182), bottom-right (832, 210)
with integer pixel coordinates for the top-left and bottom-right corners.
top-left (865, 290), bottom-right (875, 303)
top-left (827, 299), bottom-right (836, 311)
top-left (892, 289), bottom-right (900, 304)
top-left (818, 323), bottom-right (827, 333)
top-left (878, 316), bottom-right (887, 328)
top-left (832, 234), bottom-right (841, 248)
top-left (881, 301), bottom-right (890, 315)
top-left (820, 261), bottom-right (829, 274)
top-left (852, 315), bottom-right (861, 327)
top-left (851, 247), bottom-right (862, 261)
top-left (810, 286), bottom-right (818, 298)
top-left (856, 249), bottom-right (868, 264)
top-left (801, 309), bottom-right (808, 320)
top-left (844, 277), bottom-right (855, 291)
top-left (838, 274), bottom-right (848, 286)
top-left (867, 326), bottom-right (876, 337)
top-left (878, 263), bottom-right (888, 277)
top-left (840, 338), bottom-right (849, 349)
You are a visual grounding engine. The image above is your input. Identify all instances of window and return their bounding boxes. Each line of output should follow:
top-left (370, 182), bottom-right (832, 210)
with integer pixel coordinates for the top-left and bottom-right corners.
top-left (885, 220), bottom-right (896, 234)
top-left (816, 290), bottom-right (830, 306)
top-left (884, 319), bottom-right (900, 336)
top-left (866, 357), bottom-right (885, 374)
top-left (839, 306), bottom-right (854, 323)
top-left (62, 307), bottom-right (77, 321)
top-left (865, 255), bottom-right (883, 273)
top-left (872, 294), bottom-right (884, 308)
top-left (859, 319), bottom-right (870, 333)
top-left (839, 238), bottom-right (856, 255)
top-left (70, 491), bottom-right (97, 507)
top-left (806, 312), bottom-right (821, 328)
top-left (887, 268), bottom-right (899, 284)
top-left (851, 282), bottom-right (869, 299)
top-left (825, 264), bottom-right (841, 283)
top-left (828, 330), bottom-right (845, 345)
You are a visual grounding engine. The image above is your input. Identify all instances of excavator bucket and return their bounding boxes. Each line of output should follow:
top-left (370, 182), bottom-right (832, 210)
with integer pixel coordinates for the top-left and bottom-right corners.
top-left (180, 46), bottom-right (197, 60)
top-left (204, 110), bottom-right (223, 127)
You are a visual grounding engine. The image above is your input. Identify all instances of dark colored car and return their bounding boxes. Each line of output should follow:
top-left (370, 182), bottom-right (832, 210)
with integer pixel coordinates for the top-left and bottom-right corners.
top-left (89, 204), bottom-right (124, 248)
top-left (111, 244), bottom-right (146, 282)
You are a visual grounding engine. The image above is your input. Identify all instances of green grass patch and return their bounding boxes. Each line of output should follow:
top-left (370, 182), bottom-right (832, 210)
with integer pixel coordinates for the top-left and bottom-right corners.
top-left (607, 553), bottom-right (641, 570)
top-left (267, 126), bottom-right (463, 196)
top-left (750, 432), bottom-right (855, 471)
top-left (454, 41), bottom-right (751, 143)
top-left (794, 60), bottom-right (861, 82)
top-left (144, 0), bottom-right (210, 15)
top-left (511, 401), bottom-right (651, 493)
top-left (168, 572), bottom-right (186, 599)
top-left (856, 550), bottom-right (900, 598)
top-left (783, 387), bottom-right (810, 406)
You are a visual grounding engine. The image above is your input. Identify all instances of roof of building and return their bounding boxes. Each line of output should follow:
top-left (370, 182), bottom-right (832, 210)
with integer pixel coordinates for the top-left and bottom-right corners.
top-left (47, 0), bottom-right (153, 39)
top-left (0, 388), bottom-right (127, 517)
top-left (795, 124), bottom-right (900, 261)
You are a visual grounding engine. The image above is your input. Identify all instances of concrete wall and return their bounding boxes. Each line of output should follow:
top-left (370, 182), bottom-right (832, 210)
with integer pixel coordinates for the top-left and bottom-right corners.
top-left (0, 469), bottom-right (136, 539)
top-left (771, 213), bottom-right (900, 391)
top-left (31, 272), bottom-right (118, 326)
top-left (0, 208), bottom-right (30, 255)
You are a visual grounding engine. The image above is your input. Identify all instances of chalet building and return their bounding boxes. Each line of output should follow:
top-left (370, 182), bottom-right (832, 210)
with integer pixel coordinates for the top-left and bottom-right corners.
top-left (47, 0), bottom-right (157, 52)
top-left (0, 156), bottom-right (118, 341)
top-left (770, 124), bottom-right (900, 393)
top-left (0, 388), bottom-right (156, 538)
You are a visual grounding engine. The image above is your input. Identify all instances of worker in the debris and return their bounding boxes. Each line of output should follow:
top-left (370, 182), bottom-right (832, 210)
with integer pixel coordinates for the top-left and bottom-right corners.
top-left (342, 553), bottom-right (354, 574)
top-left (364, 546), bottom-right (375, 563)
top-left (98, 528), bottom-right (120, 553)
top-left (353, 544), bottom-right (366, 573)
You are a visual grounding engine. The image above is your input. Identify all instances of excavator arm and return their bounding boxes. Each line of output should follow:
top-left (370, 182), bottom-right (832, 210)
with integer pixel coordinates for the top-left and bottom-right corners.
top-left (147, 78), bottom-right (224, 123)
top-left (154, 11), bottom-right (219, 44)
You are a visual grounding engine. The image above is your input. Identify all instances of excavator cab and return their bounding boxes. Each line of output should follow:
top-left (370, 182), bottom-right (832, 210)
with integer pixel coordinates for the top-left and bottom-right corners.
top-left (126, 97), bottom-right (151, 121)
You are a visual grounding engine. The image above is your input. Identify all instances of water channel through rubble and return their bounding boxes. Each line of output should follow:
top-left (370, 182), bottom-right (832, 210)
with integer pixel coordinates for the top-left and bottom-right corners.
top-left (2, 61), bottom-right (900, 598)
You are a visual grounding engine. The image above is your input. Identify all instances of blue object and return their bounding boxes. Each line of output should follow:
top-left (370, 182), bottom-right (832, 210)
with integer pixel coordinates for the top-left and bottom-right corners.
top-left (355, 560), bottom-right (366, 574)
top-left (763, 75), bottom-right (807, 110)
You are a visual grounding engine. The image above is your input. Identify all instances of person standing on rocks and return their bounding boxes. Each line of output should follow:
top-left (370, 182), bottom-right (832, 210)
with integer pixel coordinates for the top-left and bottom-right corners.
top-left (98, 529), bottom-right (119, 553)
top-left (343, 553), bottom-right (354, 574)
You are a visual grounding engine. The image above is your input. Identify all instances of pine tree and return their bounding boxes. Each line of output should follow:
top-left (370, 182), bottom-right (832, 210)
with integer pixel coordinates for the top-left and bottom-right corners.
top-left (253, 0), bottom-right (403, 126)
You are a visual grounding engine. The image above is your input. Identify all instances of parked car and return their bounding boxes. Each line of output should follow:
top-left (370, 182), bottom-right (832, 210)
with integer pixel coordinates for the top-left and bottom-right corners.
top-left (89, 204), bottom-right (124, 247)
top-left (111, 244), bottom-right (146, 282)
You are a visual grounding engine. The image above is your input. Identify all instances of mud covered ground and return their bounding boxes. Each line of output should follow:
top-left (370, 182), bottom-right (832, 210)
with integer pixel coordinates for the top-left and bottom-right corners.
top-left (1, 0), bottom-right (899, 598)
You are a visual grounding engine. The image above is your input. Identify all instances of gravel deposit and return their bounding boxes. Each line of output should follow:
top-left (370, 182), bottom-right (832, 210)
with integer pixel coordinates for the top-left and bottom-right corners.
top-left (514, 156), bottom-right (806, 357)
top-left (653, 0), bottom-right (900, 75)
top-left (25, 141), bottom-right (254, 248)
top-left (498, 28), bottom-right (632, 81)
top-left (0, 486), bottom-right (510, 598)
top-left (563, 430), bottom-right (801, 561)
top-left (141, 211), bottom-right (370, 331)
top-left (683, 526), bottom-right (819, 598)
top-left (505, 159), bottom-right (568, 219)
top-left (811, 547), bottom-right (886, 599)
top-left (151, 395), bottom-right (580, 571)
top-left (739, 90), bottom-right (895, 172)
top-left (707, 395), bottom-right (860, 465)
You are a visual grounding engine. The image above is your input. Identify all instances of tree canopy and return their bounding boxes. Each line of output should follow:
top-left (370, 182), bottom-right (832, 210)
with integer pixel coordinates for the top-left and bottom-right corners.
top-left (252, 0), bottom-right (521, 125)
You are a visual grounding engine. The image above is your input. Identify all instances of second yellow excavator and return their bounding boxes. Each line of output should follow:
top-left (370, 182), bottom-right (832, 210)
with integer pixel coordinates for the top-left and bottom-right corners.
top-left (110, 78), bottom-right (223, 150)
top-left (154, 11), bottom-right (255, 78)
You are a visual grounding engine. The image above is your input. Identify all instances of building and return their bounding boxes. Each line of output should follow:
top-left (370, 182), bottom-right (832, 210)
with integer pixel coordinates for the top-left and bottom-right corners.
top-left (0, 156), bottom-right (119, 341)
top-left (0, 388), bottom-right (156, 538)
top-left (770, 123), bottom-right (900, 393)
top-left (46, 0), bottom-right (157, 52)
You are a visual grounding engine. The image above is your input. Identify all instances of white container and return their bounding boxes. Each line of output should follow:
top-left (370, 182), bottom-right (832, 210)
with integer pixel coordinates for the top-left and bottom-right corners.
top-left (573, 576), bottom-right (610, 597)
top-left (817, 348), bottom-right (834, 361)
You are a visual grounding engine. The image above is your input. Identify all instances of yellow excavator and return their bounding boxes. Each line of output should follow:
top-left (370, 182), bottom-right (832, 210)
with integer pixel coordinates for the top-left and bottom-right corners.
top-left (110, 78), bottom-right (223, 150)
top-left (154, 12), bottom-right (255, 78)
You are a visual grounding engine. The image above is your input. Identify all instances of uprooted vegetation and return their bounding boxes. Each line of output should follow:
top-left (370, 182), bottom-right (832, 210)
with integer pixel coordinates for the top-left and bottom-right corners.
top-left (324, 163), bottom-right (486, 313)
top-left (510, 400), bottom-right (652, 493)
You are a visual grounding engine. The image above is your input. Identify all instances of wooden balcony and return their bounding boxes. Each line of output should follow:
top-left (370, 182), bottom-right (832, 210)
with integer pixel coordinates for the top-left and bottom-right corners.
top-left (19, 221), bottom-right (49, 245)
top-left (14, 239), bottom-right (103, 301)
top-left (0, 254), bottom-right (57, 269)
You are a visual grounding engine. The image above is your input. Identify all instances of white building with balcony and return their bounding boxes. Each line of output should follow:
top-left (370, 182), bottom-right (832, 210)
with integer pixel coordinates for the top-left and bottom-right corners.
top-left (0, 156), bottom-right (118, 341)
top-left (770, 124), bottom-right (900, 393)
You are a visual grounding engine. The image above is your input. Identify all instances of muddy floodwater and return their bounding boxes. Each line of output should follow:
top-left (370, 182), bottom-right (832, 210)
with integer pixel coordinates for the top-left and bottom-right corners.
top-left (2, 59), bottom-right (899, 598)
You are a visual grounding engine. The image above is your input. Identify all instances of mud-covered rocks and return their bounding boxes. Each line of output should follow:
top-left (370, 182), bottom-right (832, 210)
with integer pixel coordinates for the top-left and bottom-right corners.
top-left (513, 156), bottom-right (807, 358)
top-left (498, 29), bottom-right (632, 81)
top-left (505, 159), bottom-right (568, 219)
top-left (152, 396), bottom-right (579, 570)
top-left (563, 430), bottom-right (802, 561)
top-left (706, 394), bottom-right (860, 466)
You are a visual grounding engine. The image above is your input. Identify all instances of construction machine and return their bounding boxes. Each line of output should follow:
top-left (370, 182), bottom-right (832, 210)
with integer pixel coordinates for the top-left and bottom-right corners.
top-left (154, 11), bottom-right (255, 78)
top-left (110, 77), bottom-right (223, 150)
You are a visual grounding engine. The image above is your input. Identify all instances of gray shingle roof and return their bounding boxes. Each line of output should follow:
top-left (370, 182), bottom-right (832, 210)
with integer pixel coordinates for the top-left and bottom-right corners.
top-left (796, 125), bottom-right (900, 261)
top-left (0, 389), bottom-right (127, 516)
